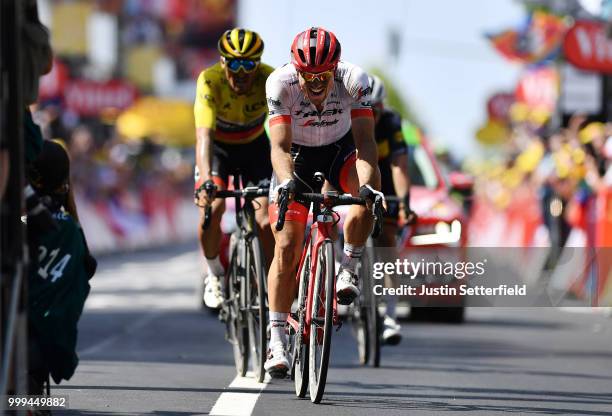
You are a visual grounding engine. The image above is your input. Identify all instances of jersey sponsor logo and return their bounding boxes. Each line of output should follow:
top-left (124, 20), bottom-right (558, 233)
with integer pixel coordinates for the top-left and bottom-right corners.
top-left (327, 100), bottom-right (341, 105)
top-left (360, 101), bottom-right (372, 107)
top-left (267, 97), bottom-right (281, 107)
top-left (294, 108), bottom-right (343, 118)
top-left (299, 101), bottom-right (310, 107)
top-left (301, 118), bottom-right (339, 127)
top-left (289, 80), bottom-right (299, 86)
top-left (243, 100), bottom-right (266, 115)
top-left (357, 86), bottom-right (372, 99)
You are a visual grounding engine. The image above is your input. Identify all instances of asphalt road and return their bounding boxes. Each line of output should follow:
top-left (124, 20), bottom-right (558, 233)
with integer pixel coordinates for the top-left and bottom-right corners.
top-left (51, 243), bottom-right (612, 416)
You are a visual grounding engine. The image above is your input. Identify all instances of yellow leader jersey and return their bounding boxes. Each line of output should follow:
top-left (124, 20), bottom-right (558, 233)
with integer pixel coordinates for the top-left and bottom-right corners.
top-left (194, 62), bottom-right (274, 144)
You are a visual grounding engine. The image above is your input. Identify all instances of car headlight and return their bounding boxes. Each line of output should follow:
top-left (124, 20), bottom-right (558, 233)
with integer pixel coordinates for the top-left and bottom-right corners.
top-left (410, 220), bottom-right (462, 246)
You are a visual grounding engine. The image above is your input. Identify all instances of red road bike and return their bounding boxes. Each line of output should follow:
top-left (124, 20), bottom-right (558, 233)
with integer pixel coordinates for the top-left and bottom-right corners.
top-left (275, 173), bottom-right (383, 403)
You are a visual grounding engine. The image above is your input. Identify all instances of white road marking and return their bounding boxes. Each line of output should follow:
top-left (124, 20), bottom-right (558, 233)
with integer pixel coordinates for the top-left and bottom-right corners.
top-left (209, 372), bottom-right (270, 416)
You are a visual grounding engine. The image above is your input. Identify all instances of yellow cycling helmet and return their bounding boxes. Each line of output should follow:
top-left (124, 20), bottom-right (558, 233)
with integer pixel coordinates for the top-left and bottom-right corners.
top-left (218, 28), bottom-right (264, 60)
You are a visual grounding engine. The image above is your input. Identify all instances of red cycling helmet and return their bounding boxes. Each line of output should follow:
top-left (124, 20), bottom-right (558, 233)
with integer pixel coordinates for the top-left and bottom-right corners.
top-left (291, 27), bottom-right (341, 73)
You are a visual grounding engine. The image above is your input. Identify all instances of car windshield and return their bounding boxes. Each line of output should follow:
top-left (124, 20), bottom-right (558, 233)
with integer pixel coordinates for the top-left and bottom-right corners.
top-left (407, 145), bottom-right (439, 189)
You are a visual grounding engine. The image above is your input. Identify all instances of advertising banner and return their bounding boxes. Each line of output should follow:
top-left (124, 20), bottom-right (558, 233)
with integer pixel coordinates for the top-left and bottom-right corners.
top-left (564, 20), bottom-right (612, 73)
top-left (64, 79), bottom-right (139, 116)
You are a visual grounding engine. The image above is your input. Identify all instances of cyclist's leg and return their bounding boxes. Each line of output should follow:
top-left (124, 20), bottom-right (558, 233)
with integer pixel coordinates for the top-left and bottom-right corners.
top-left (377, 164), bottom-right (402, 343)
top-left (265, 199), bottom-right (307, 375)
top-left (265, 142), bottom-right (322, 375)
top-left (240, 133), bottom-right (274, 270)
top-left (378, 220), bottom-right (402, 345)
top-left (329, 132), bottom-right (373, 304)
top-left (198, 182), bottom-right (226, 259)
top-left (254, 196), bottom-right (273, 269)
top-left (197, 143), bottom-right (229, 308)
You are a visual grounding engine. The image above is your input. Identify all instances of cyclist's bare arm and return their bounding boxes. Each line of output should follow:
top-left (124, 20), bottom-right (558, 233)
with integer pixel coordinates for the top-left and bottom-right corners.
top-left (391, 152), bottom-right (411, 198)
top-left (270, 122), bottom-right (294, 183)
top-left (352, 116), bottom-right (381, 190)
top-left (196, 127), bottom-right (214, 184)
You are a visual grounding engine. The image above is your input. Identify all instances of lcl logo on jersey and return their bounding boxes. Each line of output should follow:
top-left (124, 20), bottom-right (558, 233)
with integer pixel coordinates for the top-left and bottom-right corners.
top-left (243, 101), bottom-right (266, 115)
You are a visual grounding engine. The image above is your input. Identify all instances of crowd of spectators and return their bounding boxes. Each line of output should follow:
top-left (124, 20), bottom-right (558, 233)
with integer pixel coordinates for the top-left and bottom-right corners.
top-left (472, 113), bottom-right (612, 257)
top-left (31, 104), bottom-right (195, 235)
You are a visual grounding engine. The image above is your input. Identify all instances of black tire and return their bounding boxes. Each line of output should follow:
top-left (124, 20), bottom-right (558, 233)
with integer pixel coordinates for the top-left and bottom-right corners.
top-left (293, 247), bottom-right (310, 398)
top-left (246, 236), bottom-right (267, 383)
top-left (353, 304), bottom-right (369, 365)
top-left (227, 241), bottom-right (249, 377)
top-left (358, 241), bottom-right (381, 367)
top-left (309, 241), bottom-right (334, 403)
top-left (368, 288), bottom-right (382, 368)
top-left (354, 247), bottom-right (370, 365)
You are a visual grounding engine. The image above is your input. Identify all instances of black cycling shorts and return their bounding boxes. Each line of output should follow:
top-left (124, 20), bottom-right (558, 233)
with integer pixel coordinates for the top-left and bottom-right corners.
top-left (195, 132), bottom-right (272, 190)
top-left (282, 129), bottom-right (357, 208)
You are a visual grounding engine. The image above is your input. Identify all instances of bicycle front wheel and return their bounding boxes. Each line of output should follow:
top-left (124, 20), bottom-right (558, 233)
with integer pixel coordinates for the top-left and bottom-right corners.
top-left (246, 236), bottom-right (267, 383)
top-left (292, 246), bottom-right (310, 398)
top-left (308, 240), bottom-right (334, 403)
top-left (227, 240), bottom-right (249, 377)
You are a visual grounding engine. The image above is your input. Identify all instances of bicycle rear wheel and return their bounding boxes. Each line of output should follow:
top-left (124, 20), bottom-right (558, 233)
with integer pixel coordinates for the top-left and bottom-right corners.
top-left (292, 247), bottom-right (310, 398)
top-left (354, 243), bottom-right (371, 365)
top-left (246, 236), bottom-right (267, 383)
top-left (308, 240), bottom-right (334, 403)
top-left (367, 280), bottom-right (381, 368)
top-left (363, 241), bottom-right (381, 367)
top-left (226, 240), bottom-right (249, 377)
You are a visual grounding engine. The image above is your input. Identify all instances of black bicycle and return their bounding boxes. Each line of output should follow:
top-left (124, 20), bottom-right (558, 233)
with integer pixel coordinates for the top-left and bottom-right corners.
top-left (202, 176), bottom-right (269, 382)
top-left (352, 195), bottom-right (414, 367)
top-left (353, 236), bottom-right (382, 367)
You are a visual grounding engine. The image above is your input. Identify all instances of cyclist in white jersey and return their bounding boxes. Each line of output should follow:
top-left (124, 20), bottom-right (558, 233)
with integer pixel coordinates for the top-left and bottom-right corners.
top-left (263, 27), bottom-right (383, 376)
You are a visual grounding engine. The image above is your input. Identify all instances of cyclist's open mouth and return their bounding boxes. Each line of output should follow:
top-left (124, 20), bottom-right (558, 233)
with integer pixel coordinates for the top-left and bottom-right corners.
top-left (307, 83), bottom-right (327, 99)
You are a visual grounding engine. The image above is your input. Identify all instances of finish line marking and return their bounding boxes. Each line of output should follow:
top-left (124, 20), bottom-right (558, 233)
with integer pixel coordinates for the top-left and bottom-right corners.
top-left (209, 372), bottom-right (270, 416)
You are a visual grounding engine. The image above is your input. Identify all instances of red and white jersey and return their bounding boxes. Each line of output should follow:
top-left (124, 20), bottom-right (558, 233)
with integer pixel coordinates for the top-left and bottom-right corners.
top-left (265, 61), bottom-right (373, 147)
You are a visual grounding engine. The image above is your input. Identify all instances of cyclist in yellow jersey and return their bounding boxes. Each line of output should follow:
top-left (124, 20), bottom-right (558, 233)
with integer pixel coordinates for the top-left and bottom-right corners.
top-left (194, 28), bottom-right (274, 309)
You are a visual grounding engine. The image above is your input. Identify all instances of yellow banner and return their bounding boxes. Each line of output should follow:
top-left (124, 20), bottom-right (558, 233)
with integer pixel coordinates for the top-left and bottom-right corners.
top-left (51, 2), bottom-right (92, 55)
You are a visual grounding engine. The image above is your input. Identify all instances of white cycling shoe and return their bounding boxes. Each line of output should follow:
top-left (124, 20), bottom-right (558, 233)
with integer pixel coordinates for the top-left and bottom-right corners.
top-left (382, 315), bottom-right (402, 346)
top-left (336, 268), bottom-right (360, 305)
top-left (203, 275), bottom-right (223, 309)
top-left (264, 343), bottom-right (291, 378)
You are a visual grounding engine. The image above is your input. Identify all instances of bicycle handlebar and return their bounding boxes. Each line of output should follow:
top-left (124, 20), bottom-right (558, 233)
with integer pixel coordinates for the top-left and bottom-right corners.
top-left (202, 187), bottom-right (269, 230)
top-left (275, 191), bottom-right (385, 238)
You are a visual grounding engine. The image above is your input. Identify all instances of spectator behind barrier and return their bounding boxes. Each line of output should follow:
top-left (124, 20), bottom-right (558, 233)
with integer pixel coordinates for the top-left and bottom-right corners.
top-left (26, 140), bottom-right (96, 394)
